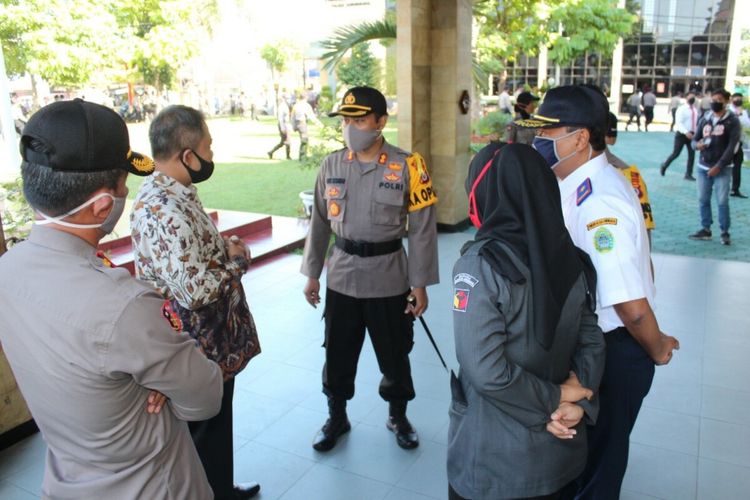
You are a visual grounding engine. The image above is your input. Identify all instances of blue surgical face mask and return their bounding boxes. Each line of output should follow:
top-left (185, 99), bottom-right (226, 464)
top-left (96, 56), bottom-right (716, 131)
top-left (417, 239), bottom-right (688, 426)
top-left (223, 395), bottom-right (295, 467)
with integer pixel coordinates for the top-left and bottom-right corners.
top-left (532, 129), bottom-right (586, 169)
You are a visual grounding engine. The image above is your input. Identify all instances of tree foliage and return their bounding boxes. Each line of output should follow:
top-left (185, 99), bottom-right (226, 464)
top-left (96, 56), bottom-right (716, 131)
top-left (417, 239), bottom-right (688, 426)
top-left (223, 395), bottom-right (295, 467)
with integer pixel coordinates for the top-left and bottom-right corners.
top-left (336, 43), bottom-right (379, 88)
top-left (260, 41), bottom-right (300, 81)
top-left (0, 0), bottom-right (218, 91)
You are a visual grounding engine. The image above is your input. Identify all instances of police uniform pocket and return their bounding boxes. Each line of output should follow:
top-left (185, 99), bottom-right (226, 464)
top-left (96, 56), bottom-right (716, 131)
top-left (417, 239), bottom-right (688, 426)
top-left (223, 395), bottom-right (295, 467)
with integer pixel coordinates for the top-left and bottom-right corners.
top-left (324, 183), bottom-right (346, 222)
top-left (372, 187), bottom-right (404, 226)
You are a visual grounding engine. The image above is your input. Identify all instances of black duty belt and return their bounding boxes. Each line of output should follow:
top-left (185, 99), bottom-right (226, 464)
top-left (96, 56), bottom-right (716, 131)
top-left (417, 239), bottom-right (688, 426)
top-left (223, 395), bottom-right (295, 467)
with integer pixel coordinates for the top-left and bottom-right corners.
top-left (334, 235), bottom-right (402, 257)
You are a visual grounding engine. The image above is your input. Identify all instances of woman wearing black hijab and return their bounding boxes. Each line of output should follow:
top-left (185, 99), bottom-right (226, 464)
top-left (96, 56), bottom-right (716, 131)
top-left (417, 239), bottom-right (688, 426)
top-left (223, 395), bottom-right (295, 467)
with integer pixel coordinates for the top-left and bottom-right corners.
top-left (447, 143), bottom-right (606, 500)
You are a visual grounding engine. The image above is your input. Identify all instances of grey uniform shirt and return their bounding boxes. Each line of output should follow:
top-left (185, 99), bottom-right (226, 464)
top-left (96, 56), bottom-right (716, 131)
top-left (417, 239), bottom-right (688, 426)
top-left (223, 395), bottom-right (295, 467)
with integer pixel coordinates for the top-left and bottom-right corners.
top-left (301, 141), bottom-right (439, 298)
top-left (0, 226), bottom-right (222, 500)
top-left (448, 240), bottom-right (605, 499)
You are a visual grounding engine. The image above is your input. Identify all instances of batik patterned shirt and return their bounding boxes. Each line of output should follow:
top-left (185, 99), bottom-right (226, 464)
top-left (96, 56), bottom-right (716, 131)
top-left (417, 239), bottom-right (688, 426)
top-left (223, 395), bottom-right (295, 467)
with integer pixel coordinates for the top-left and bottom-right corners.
top-left (131, 172), bottom-right (259, 377)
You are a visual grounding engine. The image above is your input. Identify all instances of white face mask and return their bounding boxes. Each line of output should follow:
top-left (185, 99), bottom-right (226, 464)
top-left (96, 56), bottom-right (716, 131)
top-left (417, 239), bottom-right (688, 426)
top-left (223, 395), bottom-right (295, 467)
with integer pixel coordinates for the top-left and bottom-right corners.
top-left (36, 192), bottom-right (126, 234)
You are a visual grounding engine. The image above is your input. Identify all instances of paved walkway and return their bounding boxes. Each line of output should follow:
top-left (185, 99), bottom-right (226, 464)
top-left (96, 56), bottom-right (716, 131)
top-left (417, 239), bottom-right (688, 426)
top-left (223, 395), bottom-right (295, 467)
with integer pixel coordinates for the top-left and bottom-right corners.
top-left (2, 233), bottom-right (750, 499)
top-left (610, 128), bottom-right (750, 262)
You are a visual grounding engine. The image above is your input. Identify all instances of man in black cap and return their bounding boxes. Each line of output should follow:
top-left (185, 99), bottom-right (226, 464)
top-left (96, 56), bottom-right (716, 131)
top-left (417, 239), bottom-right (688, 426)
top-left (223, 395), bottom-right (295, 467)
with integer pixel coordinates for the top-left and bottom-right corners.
top-left (516, 85), bottom-right (679, 499)
top-left (0, 99), bottom-right (224, 499)
top-left (506, 91), bottom-right (540, 145)
top-left (301, 86), bottom-right (439, 452)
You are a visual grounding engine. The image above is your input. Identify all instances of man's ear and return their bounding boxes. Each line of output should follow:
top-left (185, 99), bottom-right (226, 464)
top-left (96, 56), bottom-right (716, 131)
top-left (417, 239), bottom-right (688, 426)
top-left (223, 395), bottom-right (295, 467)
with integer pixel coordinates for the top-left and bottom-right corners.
top-left (89, 190), bottom-right (115, 220)
top-left (377, 114), bottom-right (388, 130)
top-left (577, 129), bottom-right (592, 152)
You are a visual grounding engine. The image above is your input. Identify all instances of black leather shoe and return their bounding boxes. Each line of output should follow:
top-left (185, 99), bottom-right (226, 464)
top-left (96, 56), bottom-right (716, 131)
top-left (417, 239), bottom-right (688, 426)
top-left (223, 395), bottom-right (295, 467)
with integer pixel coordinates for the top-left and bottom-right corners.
top-left (232, 482), bottom-right (260, 499)
top-left (684, 174), bottom-right (696, 181)
top-left (731, 191), bottom-right (748, 198)
top-left (312, 417), bottom-right (351, 452)
top-left (660, 163), bottom-right (667, 176)
top-left (386, 416), bottom-right (419, 449)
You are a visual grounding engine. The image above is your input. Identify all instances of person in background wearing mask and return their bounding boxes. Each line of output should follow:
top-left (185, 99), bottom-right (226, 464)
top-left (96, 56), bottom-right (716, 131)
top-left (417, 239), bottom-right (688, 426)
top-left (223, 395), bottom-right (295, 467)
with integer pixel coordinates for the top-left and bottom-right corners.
top-left (660, 91), bottom-right (698, 180)
top-left (0, 99), bottom-right (224, 498)
top-left (728, 92), bottom-right (750, 198)
top-left (301, 86), bottom-right (439, 452)
top-left (689, 89), bottom-right (742, 246)
top-left (131, 105), bottom-right (261, 500)
top-left (516, 85), bottom-right (679, 498)
top-left (505, 90), bottom-right (541, 145)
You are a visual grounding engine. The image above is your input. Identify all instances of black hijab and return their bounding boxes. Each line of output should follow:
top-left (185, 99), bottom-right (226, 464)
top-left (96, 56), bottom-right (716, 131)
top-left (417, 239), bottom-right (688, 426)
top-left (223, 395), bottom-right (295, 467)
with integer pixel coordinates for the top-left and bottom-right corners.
top-left (466, 143), bottom-right (595, 350)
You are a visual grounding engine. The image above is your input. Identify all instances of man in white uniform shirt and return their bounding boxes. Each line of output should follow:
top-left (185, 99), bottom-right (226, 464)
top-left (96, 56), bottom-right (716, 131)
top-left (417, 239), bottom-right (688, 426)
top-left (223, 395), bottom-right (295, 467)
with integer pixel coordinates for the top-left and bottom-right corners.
top-left (660, 91), bottom-right (699, 180)
top-left (517, 85), bottom-right (679, 499)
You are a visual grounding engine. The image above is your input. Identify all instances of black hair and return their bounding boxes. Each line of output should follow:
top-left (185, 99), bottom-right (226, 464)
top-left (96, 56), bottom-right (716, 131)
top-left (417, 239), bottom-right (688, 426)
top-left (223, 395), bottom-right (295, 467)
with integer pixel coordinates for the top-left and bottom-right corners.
top-left (566, 126), bottom-right (606, 152)
top-left (21, 138), bottom-right (124, 216)
top-left (711, 88), bottom-right (731, 101)
top-left (149, 105), bottom-right (206, 160)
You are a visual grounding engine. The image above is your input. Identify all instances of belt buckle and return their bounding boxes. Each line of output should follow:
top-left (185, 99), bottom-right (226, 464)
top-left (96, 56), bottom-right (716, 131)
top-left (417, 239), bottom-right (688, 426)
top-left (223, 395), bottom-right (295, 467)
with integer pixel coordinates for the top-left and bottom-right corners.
top-left (350, 240), bottom-right (366, 256)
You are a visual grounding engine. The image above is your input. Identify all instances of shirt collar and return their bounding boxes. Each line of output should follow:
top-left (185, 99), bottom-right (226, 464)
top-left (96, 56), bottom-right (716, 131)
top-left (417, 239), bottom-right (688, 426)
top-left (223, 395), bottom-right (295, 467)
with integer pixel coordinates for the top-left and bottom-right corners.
top-left (558, 152), bottom-right (609, 202)
top-left (151, 171), bottom-right (198, 200)
top-left (27, 224), bottom-right (97, 259)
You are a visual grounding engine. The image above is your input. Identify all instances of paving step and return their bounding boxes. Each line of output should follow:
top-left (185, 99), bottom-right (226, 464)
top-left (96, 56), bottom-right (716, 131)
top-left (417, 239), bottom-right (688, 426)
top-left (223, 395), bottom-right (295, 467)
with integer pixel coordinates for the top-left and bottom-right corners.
top-left (98, 210), bottom-right (309, 275)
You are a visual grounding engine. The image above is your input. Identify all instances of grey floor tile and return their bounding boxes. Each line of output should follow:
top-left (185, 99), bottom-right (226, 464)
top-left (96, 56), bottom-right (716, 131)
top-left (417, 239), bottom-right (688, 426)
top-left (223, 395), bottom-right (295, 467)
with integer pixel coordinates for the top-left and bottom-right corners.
top-left (0, 434), bottom-right (45, 482)
top-left (630, 407), bottom-right (700, 456)
top-left (4, 455), bottom-right (43, 497)
top-left (0, 481), bottom-right (38, 500)
top-left (312, 422), bottom-right (421, 485)
top-left (247, 363), bottom-right (320, 405)
top-left (384, 486), bottom-right (440, 500)
top-left (361, 396), bottom-right (448, 446)
top-left (234, 435), bottom-right (251, 453)
top-left (232, 390), bottom-right (296, 440)
top-left (620, 490), bottom-right (665, 500)
top-left (699, 418), bottom-right (750, 468)
top-left (297, 381), bottom-right (383, 424)
top-left (279, 463), bottom-right (391, 500)
top-left (622, 443), bottom-right (698, 500)
top-left (700, 386), bottom-right (750, 426)
top-left (233, 441), bottom-right (315, 500)
top-left (395, 440), bottom-right (448, 500)
top-left (697, 458), bottom-right (750, 500)
top-left (643, 374), bottom-right (702, 416)
top-left (252, 405), bottom-right (329, 462)
top-left (702, 356), bottom-right (750, 393)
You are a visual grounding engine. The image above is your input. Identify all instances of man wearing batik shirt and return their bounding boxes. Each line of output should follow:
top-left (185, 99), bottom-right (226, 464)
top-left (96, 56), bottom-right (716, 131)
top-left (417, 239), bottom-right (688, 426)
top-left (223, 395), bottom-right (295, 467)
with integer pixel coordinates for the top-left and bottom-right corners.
top-left (131, 105), bottom-right (261, 500)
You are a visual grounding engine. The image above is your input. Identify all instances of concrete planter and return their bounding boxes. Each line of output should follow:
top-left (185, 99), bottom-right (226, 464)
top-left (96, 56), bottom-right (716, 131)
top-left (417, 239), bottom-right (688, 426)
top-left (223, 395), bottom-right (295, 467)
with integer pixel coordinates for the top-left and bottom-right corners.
top-left (299, 189), bottom-right (314, 218)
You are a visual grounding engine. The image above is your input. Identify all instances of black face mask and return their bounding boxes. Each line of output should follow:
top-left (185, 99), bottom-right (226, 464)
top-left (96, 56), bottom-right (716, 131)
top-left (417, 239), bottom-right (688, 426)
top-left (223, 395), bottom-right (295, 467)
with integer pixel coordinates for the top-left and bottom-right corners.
top-left (687, 97), bottom-right (696, 105)
top-left (180, 149), bottom-right (214, 184)
top-left (711, 101), bottom-right (725, 113)
top-left (733, 99), bottom-right (743, 107)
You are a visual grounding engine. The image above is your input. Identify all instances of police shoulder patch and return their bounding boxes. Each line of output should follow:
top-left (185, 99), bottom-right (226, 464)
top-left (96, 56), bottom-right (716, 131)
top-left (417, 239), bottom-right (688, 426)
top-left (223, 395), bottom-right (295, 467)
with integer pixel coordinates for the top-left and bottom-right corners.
top-left (593, 226), bottom-right (615, 253)
top-left (576, 178), bottom-right (593, 206)
top-left (454, 273), bottom-right (479, 288)
top-left (586, 217), bottom-right (618, 231)
top-left (407, 152), bottom-right (438, 212)
top-left (453, 288), bottom-right (470, 312)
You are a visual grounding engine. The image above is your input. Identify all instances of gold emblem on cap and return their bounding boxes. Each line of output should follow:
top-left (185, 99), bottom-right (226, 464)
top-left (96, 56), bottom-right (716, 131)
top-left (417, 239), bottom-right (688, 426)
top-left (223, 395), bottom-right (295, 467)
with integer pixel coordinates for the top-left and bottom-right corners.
top-left (344, 93), bottom-right (356, 105)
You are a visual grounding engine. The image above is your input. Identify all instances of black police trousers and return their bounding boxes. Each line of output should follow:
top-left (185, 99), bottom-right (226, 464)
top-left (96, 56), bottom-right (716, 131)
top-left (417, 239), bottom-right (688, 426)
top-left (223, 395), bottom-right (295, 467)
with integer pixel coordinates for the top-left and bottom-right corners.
top-left (322, 288), bottom-right (416, 402)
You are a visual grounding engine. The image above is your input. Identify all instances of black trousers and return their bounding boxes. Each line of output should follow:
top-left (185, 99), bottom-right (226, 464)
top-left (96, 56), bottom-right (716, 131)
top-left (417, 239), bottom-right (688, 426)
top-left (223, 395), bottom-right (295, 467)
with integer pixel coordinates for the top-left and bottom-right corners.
top-left (322, 288), bottom-right (415, 402)
top-left (670, 108), bottom-right (676, 131)
top-left (732, 148), bottom-right (744, 193)
top-left (569, 328), bottom-right (655, 500)
top-left (662, 132), bottom-right (695, 176)
top-left (643, 106), bottom-right (654, 128)
top-left (625, 107), bottom-right (640, 128)
top-left (189, 378), bottom-right (235, 500)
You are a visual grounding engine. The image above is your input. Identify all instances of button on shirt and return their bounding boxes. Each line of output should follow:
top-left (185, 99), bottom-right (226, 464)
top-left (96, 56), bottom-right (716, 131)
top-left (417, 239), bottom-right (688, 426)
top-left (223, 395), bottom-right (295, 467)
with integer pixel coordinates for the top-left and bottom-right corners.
top-left (559, 153), bottom-right (655, 332)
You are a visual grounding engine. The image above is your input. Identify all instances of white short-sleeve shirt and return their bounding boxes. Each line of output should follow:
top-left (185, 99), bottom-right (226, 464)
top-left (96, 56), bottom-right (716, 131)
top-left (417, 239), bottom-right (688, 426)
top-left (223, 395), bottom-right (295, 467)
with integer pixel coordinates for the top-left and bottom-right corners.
top-left (559, 153), bottom-right (655, 332)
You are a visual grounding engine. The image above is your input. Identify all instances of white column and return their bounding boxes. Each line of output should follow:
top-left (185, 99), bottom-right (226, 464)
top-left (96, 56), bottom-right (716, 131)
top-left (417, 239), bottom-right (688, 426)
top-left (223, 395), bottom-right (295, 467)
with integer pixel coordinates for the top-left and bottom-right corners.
top-left (609, 0), bottom-right (626, 114)
top-left (538, 45), bottom-right (548, 89)
top-left (0, 42), bottom-right (21, 182)
top-left (725, 0), bottom-right (745, 91)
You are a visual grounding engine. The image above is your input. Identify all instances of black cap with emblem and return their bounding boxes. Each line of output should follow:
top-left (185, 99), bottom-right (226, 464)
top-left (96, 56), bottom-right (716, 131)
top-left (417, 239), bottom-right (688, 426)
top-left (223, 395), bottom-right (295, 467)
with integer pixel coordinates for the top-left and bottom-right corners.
top-left (328, 86), bottom-right (388, 117)
top-left (20, 99), bottom-right (154, 176)
top-left (515, 85), bottom-right (607, 130)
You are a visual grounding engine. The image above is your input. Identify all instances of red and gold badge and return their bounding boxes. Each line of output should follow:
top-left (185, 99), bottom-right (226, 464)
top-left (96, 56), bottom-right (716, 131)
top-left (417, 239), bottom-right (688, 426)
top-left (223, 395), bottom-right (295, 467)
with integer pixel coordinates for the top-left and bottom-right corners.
top-left (453, 288), bottom-right (470, 312)
top-left (378, 153), bottom-right (388, 164)
top-left (329, 201), bottom-right (341, 217)
top-left (388, 162), bottom-right (403, 171)
top-left (327, 186), bottom-right (341, 198)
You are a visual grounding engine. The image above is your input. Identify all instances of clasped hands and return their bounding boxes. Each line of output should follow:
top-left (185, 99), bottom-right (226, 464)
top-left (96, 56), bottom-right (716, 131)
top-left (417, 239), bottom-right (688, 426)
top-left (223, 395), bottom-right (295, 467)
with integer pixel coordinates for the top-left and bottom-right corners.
top-left (546, 371), bottom-right (592, 440)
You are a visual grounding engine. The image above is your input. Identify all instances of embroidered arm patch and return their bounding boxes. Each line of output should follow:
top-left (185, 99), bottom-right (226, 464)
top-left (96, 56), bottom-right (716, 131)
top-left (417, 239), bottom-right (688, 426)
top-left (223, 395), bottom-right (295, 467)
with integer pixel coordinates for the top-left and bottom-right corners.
top-left (407, 153), bottom-right (438, 212)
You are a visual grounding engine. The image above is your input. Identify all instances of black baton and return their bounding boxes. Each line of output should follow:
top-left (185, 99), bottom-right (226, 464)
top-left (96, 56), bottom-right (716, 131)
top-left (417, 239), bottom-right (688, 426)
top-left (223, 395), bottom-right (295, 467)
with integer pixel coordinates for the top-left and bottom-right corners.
top-left (408, 296), bottom-right (449, 373)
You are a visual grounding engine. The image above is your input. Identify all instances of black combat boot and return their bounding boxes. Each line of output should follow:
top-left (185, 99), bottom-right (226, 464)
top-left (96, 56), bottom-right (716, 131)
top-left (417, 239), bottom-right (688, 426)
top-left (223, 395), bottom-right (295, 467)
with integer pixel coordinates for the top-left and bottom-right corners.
top-left (312, 398), bottom-right (351, 452)
top-left (285, 144), bottom-right (291, 160)
top-left (386, 401), bottom-right (419, 449)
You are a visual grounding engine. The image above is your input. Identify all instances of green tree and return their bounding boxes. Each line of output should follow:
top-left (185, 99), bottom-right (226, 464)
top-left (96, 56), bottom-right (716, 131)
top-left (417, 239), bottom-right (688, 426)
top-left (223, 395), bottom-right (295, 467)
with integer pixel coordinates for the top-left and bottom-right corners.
top-left (547, 0), bottom-right (637, 66)
top-left (336, 43), bottom-right (379, 88)
top-left (0, 0), bottom-right (117, 99)
top-left (260, 41), bottom-right (299, 82)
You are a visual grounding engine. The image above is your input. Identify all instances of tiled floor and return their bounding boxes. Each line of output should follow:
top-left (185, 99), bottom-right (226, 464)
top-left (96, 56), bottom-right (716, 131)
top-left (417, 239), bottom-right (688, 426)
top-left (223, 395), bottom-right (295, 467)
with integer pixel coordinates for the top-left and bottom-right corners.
top-left (1, 232), bottom-right (749, 499)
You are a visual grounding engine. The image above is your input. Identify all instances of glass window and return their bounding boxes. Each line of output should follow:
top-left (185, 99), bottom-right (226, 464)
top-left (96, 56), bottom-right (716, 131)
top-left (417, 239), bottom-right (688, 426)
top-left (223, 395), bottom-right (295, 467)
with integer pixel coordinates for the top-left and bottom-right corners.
top-left (690, 43), bottom-right (707, 66)
top-left (656, 44), bottom-right (672, 66)
top-left (707, 43), bottom-right (728, 66)
top-left (624, 44), bottom-right (639, 66)
top-left (674, 42), bottom-right (689, 65)
top-left (639, 44), bottom-right (655, 66)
